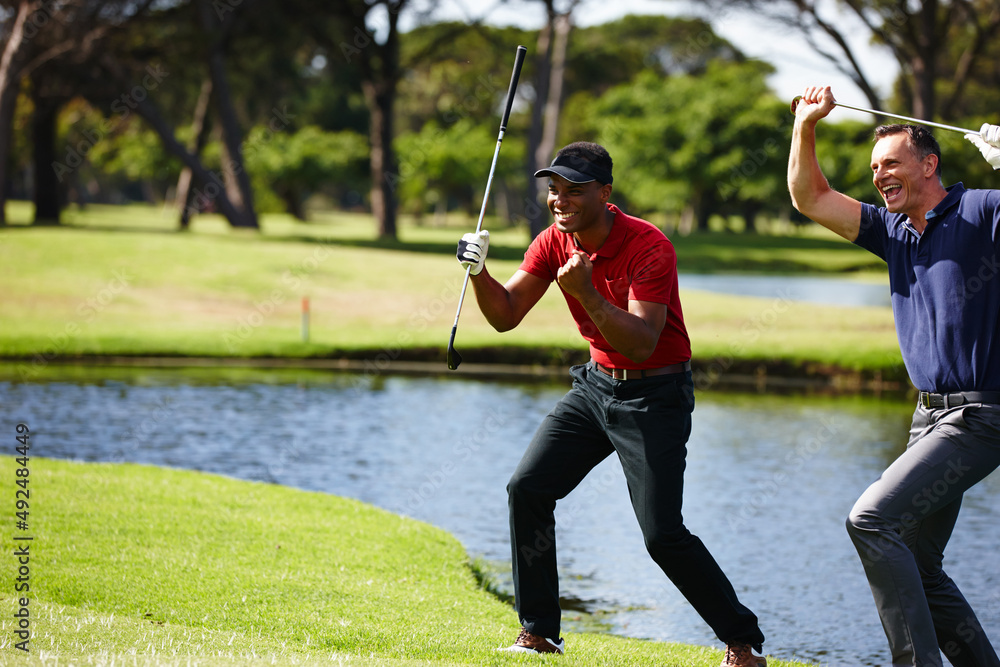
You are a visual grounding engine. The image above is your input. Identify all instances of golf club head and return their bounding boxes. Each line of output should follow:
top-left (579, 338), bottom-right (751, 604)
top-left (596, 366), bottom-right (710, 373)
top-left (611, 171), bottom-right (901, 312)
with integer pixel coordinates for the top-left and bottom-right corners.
top-left (446, 326), bottom-right (462, 370)
top-left (447, 346), bottom-right (462, 370)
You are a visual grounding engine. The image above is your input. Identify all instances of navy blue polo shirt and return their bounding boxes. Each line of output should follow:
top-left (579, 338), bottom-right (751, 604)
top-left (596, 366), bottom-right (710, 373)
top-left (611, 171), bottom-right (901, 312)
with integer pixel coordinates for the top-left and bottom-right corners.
top-left (856, 183), bottom-right (1000, 392)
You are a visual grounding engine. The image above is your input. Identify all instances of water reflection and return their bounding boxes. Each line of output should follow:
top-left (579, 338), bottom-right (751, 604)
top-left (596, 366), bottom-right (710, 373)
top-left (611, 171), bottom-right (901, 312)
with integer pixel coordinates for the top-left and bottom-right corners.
top-left (678, 273), bottom-right (891, 308)
top-left (1, 365), bottom-right (996, 666)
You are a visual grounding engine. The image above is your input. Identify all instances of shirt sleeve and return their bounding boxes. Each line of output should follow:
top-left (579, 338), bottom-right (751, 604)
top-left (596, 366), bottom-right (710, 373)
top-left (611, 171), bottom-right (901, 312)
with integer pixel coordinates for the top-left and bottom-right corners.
top-left (518, 227), bottom-right (569, 282)
top-left (985, 190), bottom-right (1000, 247)
top-left (518, 229), bottom-right (557, 282)
top-left (854, 203), bottom-right (891, 261)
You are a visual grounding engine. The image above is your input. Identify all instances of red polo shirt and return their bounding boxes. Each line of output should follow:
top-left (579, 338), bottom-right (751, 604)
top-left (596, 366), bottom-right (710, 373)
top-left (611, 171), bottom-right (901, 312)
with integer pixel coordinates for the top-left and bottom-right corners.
top-left (519, 203), bottom-right (691, 369)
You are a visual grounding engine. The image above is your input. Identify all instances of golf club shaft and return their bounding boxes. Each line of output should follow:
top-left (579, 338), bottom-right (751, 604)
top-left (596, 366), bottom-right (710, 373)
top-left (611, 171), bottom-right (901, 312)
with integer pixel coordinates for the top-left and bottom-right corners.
top-left (791, 95), bottom-right (979, 135)
top-left (448, 45), bottom-right (527, 369)
top-left (450, 122), bottom-right (508, 328)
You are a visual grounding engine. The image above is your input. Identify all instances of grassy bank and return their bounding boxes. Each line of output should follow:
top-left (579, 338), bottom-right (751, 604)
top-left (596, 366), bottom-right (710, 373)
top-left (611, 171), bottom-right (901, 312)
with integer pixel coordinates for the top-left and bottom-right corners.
top-left (0, 457), bottom-right (815, 666)
top-left (0, 201), bottom-right (902, 382)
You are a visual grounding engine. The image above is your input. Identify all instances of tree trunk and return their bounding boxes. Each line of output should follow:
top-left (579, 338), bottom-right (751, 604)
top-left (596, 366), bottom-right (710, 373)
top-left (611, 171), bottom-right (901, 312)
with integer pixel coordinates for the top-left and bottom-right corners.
top-left (0, 80), bottom-right (18, 225)
top-left (678, 206), bottom-right (695, 236)
top-left (176, 77), bottom-right (213, 230)
top-left (197, 0), bottom-right (257, 229)
top-left (536, 12), bottom-right (571, 189)
top-left (696, 210), bottom-right (711, 233)
top-left (96, 55), bottom-right (251, 230)
top-left (0, 1), bottom-right (41, 226)
top-left (364, 80), bottom-right (398, 239)
top-left (741, 203), bottom-right (761, 234)
top-left (525, 10), bottom-right (554, 240)
top-left (694, 190), bottom-right (712, 233)
top-left (319, 0), bottom-right (410, 239)
top-left (281, 188), bottom-right (306, 221)
top-left (356, 2), bottom-right (402, 241)
top-left (910, 0), bottom-right (938, 120)
top-left (31, 89), bottom-right (60, 224)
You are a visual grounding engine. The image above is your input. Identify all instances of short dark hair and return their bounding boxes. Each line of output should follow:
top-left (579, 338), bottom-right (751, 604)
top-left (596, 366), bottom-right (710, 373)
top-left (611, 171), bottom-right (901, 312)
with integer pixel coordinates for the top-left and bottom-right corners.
top-left (874, 124), bottom-right (942, 178)
top-left (556, 142), bottom-right (613, 182)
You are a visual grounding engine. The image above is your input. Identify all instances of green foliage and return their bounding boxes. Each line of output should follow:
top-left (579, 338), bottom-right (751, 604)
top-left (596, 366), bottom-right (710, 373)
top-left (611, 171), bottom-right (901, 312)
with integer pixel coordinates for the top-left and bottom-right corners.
top-left (566, 14), bottom-right (744, 97)
top-left (393, 23), bottom-right (532, 220)
top-left (586, 60), bottom-right (787, 227)
top-left (394, 119), bottom-right (526, 220)
top-left (813, 120), bottom-right (883, 206)
top-left (398, 23), bottom-right (532, 133)
top-left (937, 126), bottom-right (1000, 191)
top-left (243, 126), bottom-right (369, 218)
top-left (558, 15), bottom-right (746, 153)
top-left (14, 1), bottom-right (1000, 236)
top-left (87, 122), bottom-right (178, 183)
top-left (58, 99), bottom-right (180, 202)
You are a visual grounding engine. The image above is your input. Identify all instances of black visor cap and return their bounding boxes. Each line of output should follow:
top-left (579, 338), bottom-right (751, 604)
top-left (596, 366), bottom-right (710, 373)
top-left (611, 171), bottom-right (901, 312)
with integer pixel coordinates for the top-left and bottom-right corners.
top-left (533, 153), bottom-right (613, 185)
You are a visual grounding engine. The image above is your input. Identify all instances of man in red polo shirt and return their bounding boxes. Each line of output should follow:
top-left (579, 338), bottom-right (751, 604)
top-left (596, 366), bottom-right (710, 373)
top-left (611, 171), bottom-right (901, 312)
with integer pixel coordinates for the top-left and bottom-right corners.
top-left (456, 142), bottom-right (767, 667)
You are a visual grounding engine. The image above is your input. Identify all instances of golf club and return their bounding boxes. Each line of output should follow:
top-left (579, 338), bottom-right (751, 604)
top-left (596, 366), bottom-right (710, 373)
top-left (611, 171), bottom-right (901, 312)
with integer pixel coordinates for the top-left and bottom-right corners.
top-left (790, 95), bottom-right (979, 135)
top-left (446, 45), bottom-right (527, 371)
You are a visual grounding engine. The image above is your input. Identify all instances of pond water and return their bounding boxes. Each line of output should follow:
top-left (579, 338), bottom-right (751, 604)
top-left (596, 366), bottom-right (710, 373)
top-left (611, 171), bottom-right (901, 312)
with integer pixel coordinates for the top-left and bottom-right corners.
top-left (678, 273), bottom-right (891, 308)
top-left (2, 365), bottom-right (998, 667)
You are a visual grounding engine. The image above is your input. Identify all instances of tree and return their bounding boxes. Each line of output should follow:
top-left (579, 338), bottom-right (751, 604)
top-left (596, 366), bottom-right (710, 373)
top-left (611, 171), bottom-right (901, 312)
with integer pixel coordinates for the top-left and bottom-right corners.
top-left (521, 0), bottom-right (580, 239)
top-left (396, 22), bottom-right (533, 224)
top-left (292, 1), bottom-right (493, 238)
top-left (243, 126), bottom-right (368, 220)
top-left (525, 12), bottom-right (746, 237)
top-left (85, 50), bottom-right (260, 229)
top-left (0, 1), bottom-right (155, 225)
top-left (588, 60), bottom-right (787, 233)
top-left (195, 0), bottom-right (257, 228)
top-left (29, 61), bottom-right (71, 223)
top-left (395, 117), bottom-right (525, 224)
top-left (329, 0), bottom-right (408, 240)
top-left (174, 77), bottom-right (213, 229)
top-left (686, 0), bottom-right (1000, 121)
top-left (0, 2), bottom-right (41, 225)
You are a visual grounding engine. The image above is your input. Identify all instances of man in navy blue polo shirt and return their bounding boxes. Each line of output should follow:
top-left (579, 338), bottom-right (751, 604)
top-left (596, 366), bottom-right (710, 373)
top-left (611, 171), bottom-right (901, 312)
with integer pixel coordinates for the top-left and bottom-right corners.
top-left (789, 85), bottom-right (1000, 666)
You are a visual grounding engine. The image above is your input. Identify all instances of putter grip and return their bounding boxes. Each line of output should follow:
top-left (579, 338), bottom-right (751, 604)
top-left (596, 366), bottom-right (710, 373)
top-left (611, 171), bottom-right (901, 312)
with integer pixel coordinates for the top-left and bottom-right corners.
top-left (500, 46), bottom-right (527, 132)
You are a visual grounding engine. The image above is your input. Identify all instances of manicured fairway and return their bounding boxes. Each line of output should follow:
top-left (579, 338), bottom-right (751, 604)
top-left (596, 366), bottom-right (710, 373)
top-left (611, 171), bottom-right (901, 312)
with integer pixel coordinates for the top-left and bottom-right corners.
top-left (0, 457), bottom-right (816, 667)
top-left (0, 202), bottom-right (901, 379)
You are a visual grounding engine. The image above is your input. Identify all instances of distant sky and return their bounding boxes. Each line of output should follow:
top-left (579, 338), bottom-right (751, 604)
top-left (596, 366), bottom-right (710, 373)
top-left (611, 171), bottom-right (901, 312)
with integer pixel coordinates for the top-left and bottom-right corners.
top-left (398, 0), bottom-right (897, 122)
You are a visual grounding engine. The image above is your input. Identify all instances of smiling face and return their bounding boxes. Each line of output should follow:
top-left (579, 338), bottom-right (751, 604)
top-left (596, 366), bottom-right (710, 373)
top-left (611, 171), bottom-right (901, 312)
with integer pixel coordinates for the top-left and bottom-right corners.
top-left (546, 175), bottom-right (613, 239)
top-left (870, 132), bottom-right (939, 216)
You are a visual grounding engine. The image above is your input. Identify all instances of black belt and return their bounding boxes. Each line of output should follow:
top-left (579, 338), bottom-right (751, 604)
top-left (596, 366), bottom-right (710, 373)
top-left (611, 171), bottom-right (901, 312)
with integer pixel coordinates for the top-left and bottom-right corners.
top-left (918, 390), bottom-right (1000, 409)
top-left (593, 360), bottom-right (691, 381)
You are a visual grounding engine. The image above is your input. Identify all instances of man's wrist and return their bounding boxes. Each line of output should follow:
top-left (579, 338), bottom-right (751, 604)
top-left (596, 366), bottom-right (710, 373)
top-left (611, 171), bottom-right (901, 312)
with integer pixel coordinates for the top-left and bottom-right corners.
top-left (577, 291), bottom-right (619, 327)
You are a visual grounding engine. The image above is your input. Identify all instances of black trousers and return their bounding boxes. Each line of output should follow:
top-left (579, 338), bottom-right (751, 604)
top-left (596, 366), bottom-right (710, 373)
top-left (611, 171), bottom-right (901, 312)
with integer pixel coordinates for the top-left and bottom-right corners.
top-left (507, 362), bottom-right (765, 650)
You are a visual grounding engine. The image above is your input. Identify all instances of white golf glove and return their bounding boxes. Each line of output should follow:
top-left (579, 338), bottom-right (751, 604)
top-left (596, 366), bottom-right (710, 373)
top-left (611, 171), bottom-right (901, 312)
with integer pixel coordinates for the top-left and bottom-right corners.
top-left (966, 123), bottom-right (1000, 170)
top-left (982, 123), bottom-right (1000, 148)
top-left (456, 230), bottom-right (489, 275)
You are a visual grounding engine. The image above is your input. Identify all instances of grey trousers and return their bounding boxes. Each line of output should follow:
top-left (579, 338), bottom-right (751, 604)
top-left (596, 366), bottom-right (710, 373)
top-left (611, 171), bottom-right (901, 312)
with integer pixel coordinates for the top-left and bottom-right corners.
top-left (846, 402), bottom-right (1000, 667)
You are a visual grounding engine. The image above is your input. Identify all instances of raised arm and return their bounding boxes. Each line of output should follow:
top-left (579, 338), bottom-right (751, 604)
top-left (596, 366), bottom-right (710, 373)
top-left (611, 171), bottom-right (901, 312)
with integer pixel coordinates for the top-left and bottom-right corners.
top-left (456, 231), bottom-right (549, 332)
top-left (788, 86), bottom-right (863, 242)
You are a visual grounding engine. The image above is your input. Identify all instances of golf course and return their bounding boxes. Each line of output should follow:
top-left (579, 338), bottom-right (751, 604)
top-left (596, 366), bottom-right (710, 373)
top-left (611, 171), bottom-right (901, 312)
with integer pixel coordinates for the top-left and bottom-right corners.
top-left (6, 0), bottom-right (1000, 661)
top-left (0, 200), bottom-right (904, 666)
top-left (0, 201), bottom-right (901, 386)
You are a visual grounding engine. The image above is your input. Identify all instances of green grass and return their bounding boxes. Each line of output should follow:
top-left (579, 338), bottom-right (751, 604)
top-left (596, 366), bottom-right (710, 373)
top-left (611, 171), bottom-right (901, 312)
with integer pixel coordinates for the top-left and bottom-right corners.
top-left (0, 457), bottom-right (816, 666)
top-left (0, 200), bottom-right (902, 377)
